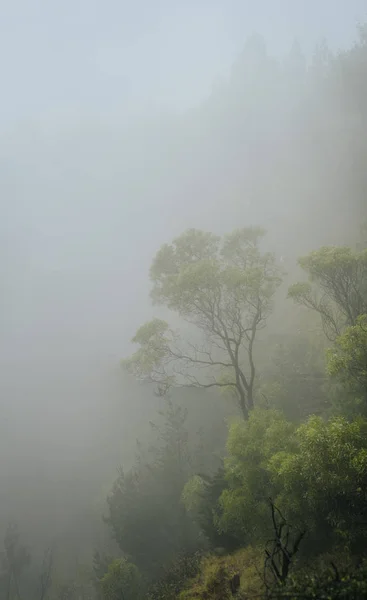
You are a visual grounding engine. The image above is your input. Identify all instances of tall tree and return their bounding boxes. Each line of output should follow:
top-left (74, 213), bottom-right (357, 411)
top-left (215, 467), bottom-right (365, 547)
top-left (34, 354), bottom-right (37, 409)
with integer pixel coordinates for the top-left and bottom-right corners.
top-left (288, 246), bottom-right (367, 340)
top-left (182, 467), bottom-right (239, 551)
top-left (100, 559), bottom-right (143, 600)
top-left (326, 314), bottom-right (367, 405)
top-left (125, 228), bottom-right (281, 419)
top-left (105, 400), bottom-right (199, 579)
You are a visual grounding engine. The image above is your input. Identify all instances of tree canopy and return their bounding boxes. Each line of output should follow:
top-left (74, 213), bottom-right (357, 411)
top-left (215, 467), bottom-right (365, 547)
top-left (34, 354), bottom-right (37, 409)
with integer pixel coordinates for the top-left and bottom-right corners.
top-left (327, 314), bottom-right (367, 405)
top-left (288, 246), bottom-right (367, 340)
top-left (125, 227), bottom-right (281, 418)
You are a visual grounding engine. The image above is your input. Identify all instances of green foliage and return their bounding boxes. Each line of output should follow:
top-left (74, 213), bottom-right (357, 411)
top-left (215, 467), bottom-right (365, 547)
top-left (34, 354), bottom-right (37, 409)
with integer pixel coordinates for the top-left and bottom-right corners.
top-left (209, 409), bottom-right (367, 560)
top-left (326, 314), bottom-right (367, 402)
top-left (179, 547), bottom-right (264, 600)
top-left (258, 328), bottom-right (329, 421)
top-left (181, 560), bottom-right (231, 600)
top-left (105, 400), bottom-right (201, 579)
top-left (123, 319), bottom-right (175, 396)
top-left (270, 415), bottom-right (367, 553)
top-left (100, 558), bottom-right (143, 600)
top-left (181, 552), bottom-right (367, 600)
top-left (182, 468), bottom-right (239, 552)
top-left (93, 551), bottom-right (115, 597)
top-left (270, 559), bottom-right (367, 600)
top-left (288, 246), bottom-right (367, 340)
top-left (125, 227), bottom-right (282, 418)
top-left (218, 409), bottom-right (295, 544)
top-left (112, 241), bottom-right (367, 593)
top-left (182, 476), bottom-right (206, 514)
top-left (147, 553), bottom-right (202, 600)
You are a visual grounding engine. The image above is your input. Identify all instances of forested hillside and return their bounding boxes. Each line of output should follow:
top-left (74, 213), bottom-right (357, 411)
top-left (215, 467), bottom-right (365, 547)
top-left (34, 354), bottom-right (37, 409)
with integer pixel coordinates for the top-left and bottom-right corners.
top-left (2, 24), bottom-right (367, 600)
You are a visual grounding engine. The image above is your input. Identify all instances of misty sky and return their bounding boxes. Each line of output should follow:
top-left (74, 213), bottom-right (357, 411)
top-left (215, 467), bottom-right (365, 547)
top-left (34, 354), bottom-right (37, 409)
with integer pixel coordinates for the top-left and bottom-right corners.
top-left (1, 0), bottom-right (366, 122)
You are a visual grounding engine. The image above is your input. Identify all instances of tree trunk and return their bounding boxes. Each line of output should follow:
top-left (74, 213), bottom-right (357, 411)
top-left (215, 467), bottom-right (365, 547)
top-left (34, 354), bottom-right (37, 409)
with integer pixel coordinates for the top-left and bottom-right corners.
top-left (247, 387), bottom-right (254, 411)
top-left (238, 388), bottom-right (249, 420)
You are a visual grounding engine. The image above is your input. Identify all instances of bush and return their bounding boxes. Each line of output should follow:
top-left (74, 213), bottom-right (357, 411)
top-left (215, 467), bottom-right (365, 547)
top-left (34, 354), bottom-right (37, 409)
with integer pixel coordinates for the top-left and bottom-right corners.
top-left (270, 558), bottom-right (367, 599)
top-left (179, 547), bottom-right (264, 600)
top-left (147, 552), bottom-right (202, 600)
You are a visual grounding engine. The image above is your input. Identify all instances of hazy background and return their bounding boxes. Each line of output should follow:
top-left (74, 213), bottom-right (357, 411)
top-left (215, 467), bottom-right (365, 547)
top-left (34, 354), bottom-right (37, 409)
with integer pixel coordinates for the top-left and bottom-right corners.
top-left (1, 0), bottom-right (366, 118)
top-left (1, 0), bottom-right (366, 557)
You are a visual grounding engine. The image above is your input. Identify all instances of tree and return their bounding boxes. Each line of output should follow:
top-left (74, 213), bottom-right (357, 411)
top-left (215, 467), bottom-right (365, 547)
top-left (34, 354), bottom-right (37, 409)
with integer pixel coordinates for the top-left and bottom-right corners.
top-left (269, 560), bottom-right (367, 600)
top-left (100, 559), bottom-right (143, 600)
top-left (182, 467), bottom-right (239, 552)
top-left (124, 228), bottom-right (281, 419)
top-left (93, 550), bottom-right (115, 598)
top-left (105, 400), bottom-right (200, 579)
top-left (326, 314), bottom-right (367, 403)
top-left (258, 328), bottom-right (329, 421)
top-left (269, 415), bottom-right (367, 553)
top-left (147, 553), bottom-right (202, 600)
top-left (217, 409), bottom-right (295, 545)
top-left (288, 246), bottom-right (367, 340)
top-left (263, 499), bottom-right (305, 588)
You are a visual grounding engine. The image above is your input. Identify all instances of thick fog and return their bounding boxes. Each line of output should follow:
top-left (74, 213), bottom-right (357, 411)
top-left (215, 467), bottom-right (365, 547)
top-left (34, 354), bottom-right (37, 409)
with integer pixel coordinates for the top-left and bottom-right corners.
top-left (1, 0), bottom-right (367, 567)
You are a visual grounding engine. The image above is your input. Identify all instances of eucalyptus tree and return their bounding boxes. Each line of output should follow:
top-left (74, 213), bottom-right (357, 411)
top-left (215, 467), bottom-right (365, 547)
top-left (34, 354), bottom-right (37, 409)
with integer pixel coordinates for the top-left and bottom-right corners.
top-left (124, 227), bottom-right (281, 419)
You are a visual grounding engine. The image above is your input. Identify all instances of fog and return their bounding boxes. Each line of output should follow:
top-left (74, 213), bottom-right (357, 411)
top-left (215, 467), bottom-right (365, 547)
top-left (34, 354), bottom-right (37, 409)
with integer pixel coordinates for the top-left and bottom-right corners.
top-left (1, 0), bottom-right (367, 590)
